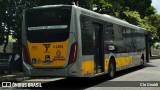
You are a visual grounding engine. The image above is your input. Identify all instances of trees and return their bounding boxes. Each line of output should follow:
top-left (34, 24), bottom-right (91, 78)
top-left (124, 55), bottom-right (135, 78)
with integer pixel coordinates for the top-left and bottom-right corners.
top-left (140, 14), bottom-right (160, 40)
top-left (0, 1), bottom-right (4, 45)
top-left (94, 0), bottom-right (160, 41)
top-left (0, 0), bottom-right (14, 52)
top-left (0, 0), bottom-right (29, 52)
top-left (0, 0), bottom-right (94, 52)
top-left (0, 0), bottom-right (160, 52)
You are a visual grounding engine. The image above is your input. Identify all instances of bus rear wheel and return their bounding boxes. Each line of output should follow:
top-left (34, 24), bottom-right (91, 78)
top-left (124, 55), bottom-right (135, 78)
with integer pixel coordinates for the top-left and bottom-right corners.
top-left (140, 58), bottom-right (145, 68)
top-left (107, 60), bottom-right (116, 79)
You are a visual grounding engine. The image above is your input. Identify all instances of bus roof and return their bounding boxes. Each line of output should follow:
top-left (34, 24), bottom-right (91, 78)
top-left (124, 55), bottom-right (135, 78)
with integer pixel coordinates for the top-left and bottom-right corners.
top-left (32, 4), bottom-right (72, 9)
top-left (29, 4), bottom-right (147, 33)
top-left (73, 5), bottom-right (147, 33)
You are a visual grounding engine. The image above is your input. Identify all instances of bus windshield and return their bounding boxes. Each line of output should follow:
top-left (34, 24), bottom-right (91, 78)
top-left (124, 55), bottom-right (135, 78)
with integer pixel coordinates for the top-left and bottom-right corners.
top-left (26, 7), bottom-right (72, 43)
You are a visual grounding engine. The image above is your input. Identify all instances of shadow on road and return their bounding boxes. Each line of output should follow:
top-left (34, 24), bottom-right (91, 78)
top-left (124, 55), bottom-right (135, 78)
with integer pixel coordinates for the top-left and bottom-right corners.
top-left (3, 61), bottom-right (156, 90)
top-left (33, 66), bottom-right (152, 89)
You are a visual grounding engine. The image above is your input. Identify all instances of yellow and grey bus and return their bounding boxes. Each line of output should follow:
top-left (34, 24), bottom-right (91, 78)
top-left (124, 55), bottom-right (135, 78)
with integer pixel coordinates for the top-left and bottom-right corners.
top-left (22, 5), bottom-right (150, 78)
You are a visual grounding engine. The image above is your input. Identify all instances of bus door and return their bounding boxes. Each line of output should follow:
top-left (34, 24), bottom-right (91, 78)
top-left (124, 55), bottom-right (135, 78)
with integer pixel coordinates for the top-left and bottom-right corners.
top-left (93, 23), bottom-right (104, 74)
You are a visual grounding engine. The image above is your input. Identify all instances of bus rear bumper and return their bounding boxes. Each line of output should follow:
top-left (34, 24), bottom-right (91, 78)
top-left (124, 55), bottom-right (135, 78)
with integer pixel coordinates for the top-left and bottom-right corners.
top-left (23, 62), bottom-right (68, 77)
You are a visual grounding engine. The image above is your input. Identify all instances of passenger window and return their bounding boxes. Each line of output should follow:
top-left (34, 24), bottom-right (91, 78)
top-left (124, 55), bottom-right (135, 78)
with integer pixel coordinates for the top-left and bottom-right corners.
top-left (123, 27), bottom-right (133, 52)
top-left (104, 22), bottom-right (117, 53)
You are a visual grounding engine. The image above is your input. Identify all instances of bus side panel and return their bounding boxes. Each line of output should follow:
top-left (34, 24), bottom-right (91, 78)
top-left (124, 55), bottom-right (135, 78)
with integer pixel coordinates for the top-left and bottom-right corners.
top-left (67, 7), bottom-right (83, 77)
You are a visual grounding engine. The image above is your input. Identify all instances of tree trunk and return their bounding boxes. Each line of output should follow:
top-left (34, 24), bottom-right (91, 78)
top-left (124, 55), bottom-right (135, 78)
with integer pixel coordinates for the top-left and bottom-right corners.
top-left (3, 30), bottom-right (9, 53)
top-left (150, 46), bottom-right (152, 57)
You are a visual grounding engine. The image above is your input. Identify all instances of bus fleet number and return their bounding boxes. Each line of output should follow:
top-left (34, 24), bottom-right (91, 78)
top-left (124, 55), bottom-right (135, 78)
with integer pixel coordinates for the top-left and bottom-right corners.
top-left (53, 45), bottom-right (63, 48)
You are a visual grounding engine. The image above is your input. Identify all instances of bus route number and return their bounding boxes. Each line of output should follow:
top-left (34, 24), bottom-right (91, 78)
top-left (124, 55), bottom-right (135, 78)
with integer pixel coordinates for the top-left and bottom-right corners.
top-left (53, 45), bottom-right (63, 48)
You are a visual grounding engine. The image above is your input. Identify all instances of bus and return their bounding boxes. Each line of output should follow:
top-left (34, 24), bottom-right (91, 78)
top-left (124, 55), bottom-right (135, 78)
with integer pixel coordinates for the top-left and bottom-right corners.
top-left (22, 5), bottom-right (150, 78)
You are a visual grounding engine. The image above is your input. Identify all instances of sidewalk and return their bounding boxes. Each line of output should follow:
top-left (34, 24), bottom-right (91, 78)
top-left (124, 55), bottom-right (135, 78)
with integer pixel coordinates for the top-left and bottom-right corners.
top-left (150, 55), bottom-right (160, 59)
top-left (0, 72), bottom-right (30, 82)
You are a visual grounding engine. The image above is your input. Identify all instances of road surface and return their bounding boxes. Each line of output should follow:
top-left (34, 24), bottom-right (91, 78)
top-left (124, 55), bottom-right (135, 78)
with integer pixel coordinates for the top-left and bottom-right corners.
top-left (1, 59), bottom-right (160, 90)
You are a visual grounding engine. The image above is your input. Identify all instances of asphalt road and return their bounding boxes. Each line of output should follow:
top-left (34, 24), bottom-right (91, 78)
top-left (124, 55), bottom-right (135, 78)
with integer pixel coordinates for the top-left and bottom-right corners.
top-left (1, 59), bottom-right (160, 90)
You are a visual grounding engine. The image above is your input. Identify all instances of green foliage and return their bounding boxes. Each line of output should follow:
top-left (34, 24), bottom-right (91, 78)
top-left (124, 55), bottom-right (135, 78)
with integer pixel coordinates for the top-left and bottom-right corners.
top-left (0, 0), bottom-right (95, 52)
top-left (156, 44), bottom-right (160, 49)
top-left (153, 43), bottom-right (160, 49)
top-left (140, 14), bottom-right (160, 41)
top-left (0, 27), bottom-right (5, 45)
top-left (93, 0), bottom-right (115, 15)
top-left (0, 0), bottom-right (160, 52)
top-left (95, 0), bottom-right (160, 41)
top-left (122, 11), bottom-right (142, 25)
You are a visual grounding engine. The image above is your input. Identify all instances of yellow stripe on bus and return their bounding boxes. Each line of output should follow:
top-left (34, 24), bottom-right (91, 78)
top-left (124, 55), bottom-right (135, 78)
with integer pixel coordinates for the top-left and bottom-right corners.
top-left (105, 59), bottom-right (109, 70)
top-left (104, 56), bottom-right (132, 70)
top-left (115, 56), bottom-right (132, 67)
top-left (82, 60), bottom-right (94, 75)
top-left (82, 56), bottom-right (132, 75)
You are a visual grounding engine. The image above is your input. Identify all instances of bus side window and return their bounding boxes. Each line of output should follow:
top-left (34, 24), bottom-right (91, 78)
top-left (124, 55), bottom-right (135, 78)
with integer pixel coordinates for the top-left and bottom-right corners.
top-left (104, 22), bottom-right (117, 53)
top-left (134, 31), bottom-right (145, 52)
top-left (123, 28), bottom-right (133, 52)
top-left (132, 29), bottom-right (137, 52)
top-left (114, 24), bottom-right (125, 53)
top-left (123, 27), bottom-right (129, 52)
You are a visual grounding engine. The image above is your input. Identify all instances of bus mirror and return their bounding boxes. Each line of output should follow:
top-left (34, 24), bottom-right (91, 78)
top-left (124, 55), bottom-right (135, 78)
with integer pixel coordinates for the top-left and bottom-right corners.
top-left (108, 45), bottom-right (115, 51)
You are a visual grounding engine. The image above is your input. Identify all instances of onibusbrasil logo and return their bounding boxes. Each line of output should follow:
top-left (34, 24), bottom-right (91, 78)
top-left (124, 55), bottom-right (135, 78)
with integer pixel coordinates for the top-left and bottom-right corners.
top-left (2, 82), bottom-right (42, 88)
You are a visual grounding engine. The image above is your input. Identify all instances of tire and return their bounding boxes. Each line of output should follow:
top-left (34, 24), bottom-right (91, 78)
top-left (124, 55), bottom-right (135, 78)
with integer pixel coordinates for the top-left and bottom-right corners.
top-left (107, 60), bottom-right (116, 79)
top-left (140, 58), bottom-right (145, 68)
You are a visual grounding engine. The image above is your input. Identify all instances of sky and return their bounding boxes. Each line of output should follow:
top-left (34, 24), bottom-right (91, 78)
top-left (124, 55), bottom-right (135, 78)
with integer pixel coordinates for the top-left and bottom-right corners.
top-left (151, 0), bottom-right (160, 14)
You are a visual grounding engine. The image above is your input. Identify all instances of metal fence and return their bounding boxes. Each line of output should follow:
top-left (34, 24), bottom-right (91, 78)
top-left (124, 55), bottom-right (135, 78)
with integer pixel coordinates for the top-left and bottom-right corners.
top-left (151, 48), bottom-right (160, 56)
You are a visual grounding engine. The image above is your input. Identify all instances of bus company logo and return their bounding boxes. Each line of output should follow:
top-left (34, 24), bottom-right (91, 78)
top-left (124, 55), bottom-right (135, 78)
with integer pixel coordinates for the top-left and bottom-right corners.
top-left (56, 50), bottom-right (61, 58)
top-left (2, 82), bottom-right (11, 87)
top-left (43, 44), bottom-right (51, 51)
top-left (53, 50), bottom-right (65, 61)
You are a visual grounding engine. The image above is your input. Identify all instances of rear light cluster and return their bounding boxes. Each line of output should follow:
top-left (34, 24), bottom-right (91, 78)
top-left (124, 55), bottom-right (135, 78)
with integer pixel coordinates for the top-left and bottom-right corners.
top-left (22, 44), bottom-right (30, 64)
top-left (69, 41), bottom-right (78, 64)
